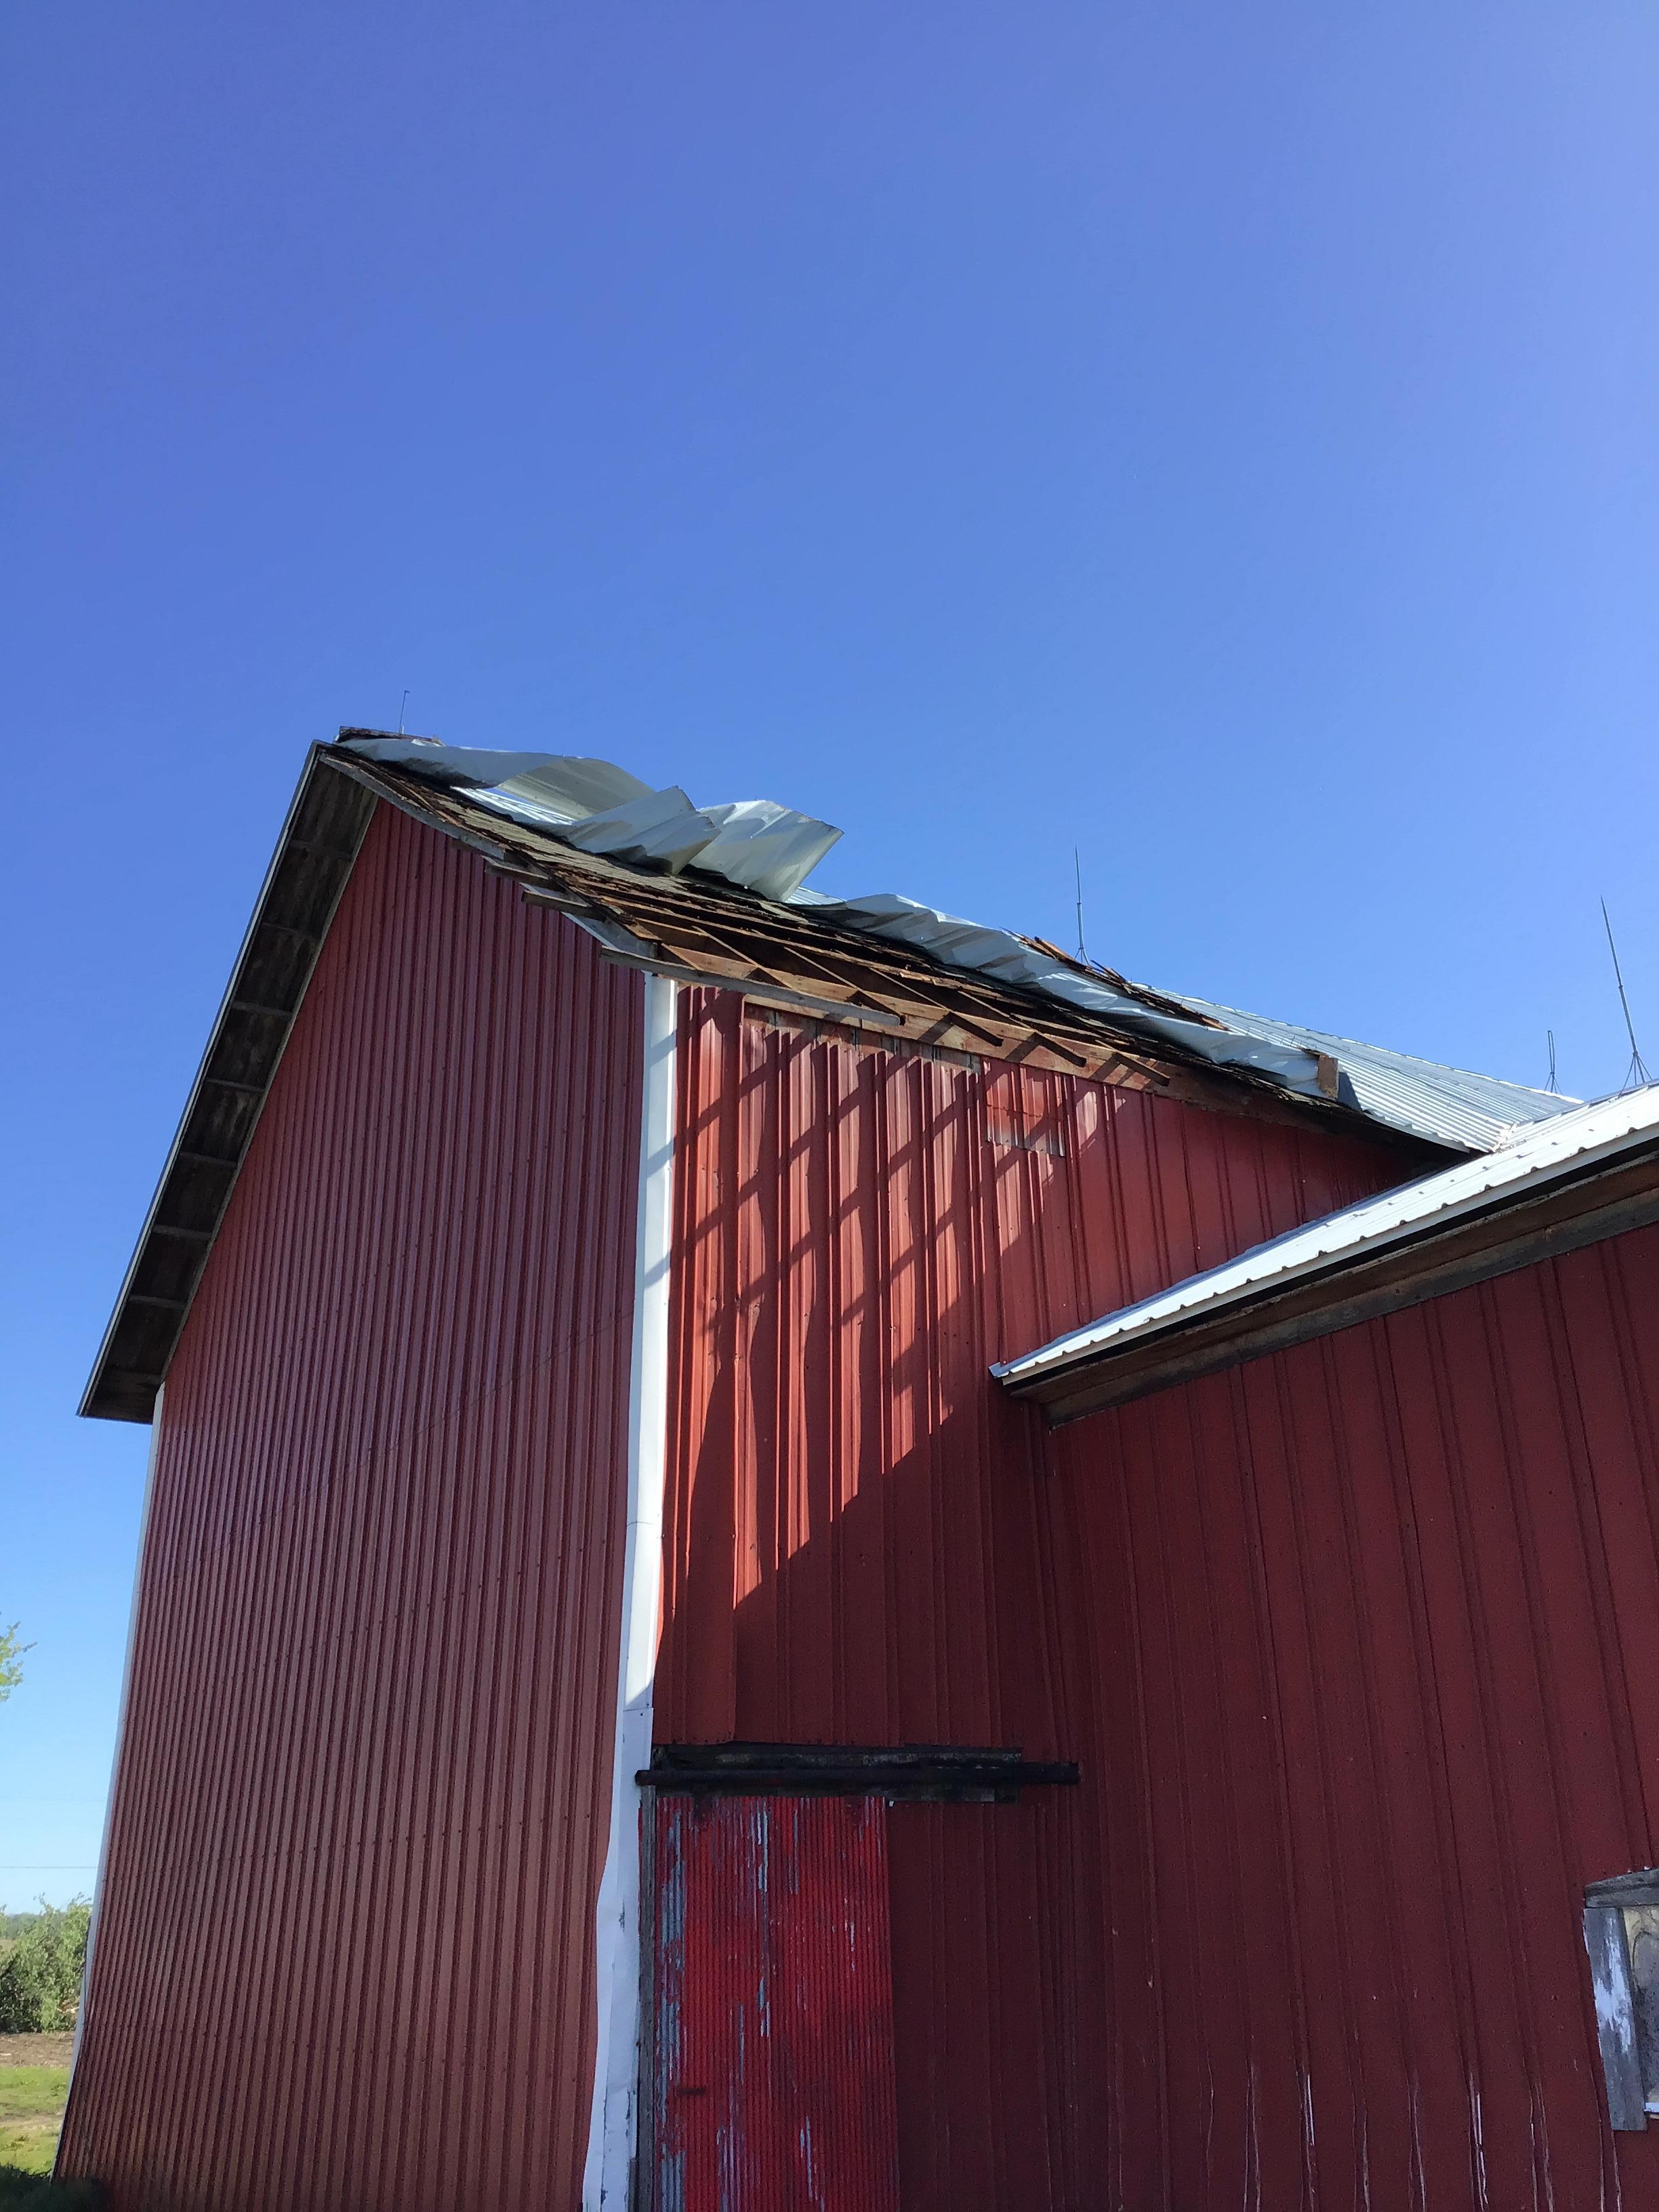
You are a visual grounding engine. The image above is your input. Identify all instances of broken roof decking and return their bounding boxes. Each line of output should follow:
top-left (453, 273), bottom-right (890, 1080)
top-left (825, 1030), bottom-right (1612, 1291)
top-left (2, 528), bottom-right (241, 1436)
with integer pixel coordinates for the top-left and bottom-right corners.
top-left (340, 755), bottom-right (1392, 1118)
top-left (341, 734), bottom-right (1578, 1153)
top-left (996, 1085), bottom-right (1659, 1425)
top-left (83, 731), bottom-right (1570, 1422)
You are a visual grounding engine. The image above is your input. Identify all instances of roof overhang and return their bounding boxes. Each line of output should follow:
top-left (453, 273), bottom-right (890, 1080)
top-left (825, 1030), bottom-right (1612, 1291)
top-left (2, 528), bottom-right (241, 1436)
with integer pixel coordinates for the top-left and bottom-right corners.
top-left (81, 749), bottom-right (379, 1422)
top-left (996, 1088), bottom-right (1659, 1427)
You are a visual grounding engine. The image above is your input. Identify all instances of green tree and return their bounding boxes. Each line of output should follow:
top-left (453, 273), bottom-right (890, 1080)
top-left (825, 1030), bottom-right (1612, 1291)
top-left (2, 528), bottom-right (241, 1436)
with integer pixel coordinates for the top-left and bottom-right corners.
top-left (0, 1624), bottom-right (31, 1705)
top-left (0, 1901), bottom-right (91, 2035)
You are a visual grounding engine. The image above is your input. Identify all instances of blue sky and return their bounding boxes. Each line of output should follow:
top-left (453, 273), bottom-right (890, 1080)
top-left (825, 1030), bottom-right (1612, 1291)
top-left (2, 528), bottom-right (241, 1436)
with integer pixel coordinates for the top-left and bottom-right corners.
top-left (3, 1), bottom-right (1656, 1904)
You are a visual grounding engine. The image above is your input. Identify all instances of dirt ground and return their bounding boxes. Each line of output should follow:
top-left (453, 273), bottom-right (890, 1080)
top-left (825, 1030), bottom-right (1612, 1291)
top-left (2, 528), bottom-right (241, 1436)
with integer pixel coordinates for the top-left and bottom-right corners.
top-left (0, 2034), bottom-right (73, 2068)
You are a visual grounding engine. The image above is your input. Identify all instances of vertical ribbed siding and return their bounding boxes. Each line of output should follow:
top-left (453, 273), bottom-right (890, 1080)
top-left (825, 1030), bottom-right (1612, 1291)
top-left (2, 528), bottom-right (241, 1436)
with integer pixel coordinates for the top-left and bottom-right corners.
top-left (59, 805), bottom-right (644, 2212)
top-left (655, 994), bottom-right (1409, 2207)
top-left (658, 996), bottom-right (1403, 1751)
top-left (1048, 1227), bottom-right (1659, 2209)
top-left (651, 1795), bottom-right (900, 2211)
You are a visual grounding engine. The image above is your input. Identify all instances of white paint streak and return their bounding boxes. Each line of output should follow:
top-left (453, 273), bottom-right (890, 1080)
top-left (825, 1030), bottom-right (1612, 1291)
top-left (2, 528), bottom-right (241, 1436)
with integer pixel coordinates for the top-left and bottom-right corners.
top-left (1469, 2076), bottom-right (1488, 2212)
top-left (583, 976), bottom-right (678, 2211)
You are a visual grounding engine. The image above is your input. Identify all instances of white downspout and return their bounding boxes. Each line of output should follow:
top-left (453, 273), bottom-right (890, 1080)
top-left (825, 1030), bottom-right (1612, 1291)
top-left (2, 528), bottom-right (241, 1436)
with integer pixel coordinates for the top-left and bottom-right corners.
top-left (583, 974), bottom-right (677, 2210)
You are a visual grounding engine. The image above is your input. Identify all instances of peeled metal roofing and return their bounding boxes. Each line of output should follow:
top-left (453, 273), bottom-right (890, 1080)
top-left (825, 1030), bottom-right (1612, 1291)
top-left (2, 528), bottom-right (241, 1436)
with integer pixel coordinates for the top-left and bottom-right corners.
top-left (336, 735), bottom-right (1575, 1153)
top-left (341, 737), bottom-right (842, 901)
top-left (994, 1083), bottom-right (1659, 1387)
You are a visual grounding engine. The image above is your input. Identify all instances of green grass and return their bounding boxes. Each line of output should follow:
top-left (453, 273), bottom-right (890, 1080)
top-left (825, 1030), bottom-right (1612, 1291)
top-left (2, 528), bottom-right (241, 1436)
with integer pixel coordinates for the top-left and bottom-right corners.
top-left (0, 2070), bottom-right (70, 2181)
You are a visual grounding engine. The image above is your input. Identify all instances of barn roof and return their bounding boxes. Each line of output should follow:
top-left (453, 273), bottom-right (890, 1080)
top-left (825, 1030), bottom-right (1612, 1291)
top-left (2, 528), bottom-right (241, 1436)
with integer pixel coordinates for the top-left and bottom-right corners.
top-left (995, 1083), bottom-right (1659, 1425)
top-left (82, 731), bottom-right (1574, 1422)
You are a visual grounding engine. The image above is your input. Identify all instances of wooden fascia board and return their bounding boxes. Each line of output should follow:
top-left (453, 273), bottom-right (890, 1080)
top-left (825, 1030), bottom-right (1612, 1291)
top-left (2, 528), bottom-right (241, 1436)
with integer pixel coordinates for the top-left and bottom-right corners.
top-left (1014, 1144), bottom-right (1659, 1427)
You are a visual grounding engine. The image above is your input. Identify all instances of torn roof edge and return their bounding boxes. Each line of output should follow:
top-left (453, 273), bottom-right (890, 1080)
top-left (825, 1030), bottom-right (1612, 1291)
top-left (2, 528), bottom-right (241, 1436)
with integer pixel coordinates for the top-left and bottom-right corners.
top-left (331, 730), bottom-right (1577, 1153)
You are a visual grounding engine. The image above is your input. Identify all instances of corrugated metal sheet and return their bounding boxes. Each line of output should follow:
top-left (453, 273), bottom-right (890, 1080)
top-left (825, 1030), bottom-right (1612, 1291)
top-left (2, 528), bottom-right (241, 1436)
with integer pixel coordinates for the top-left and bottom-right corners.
top-left (997, 1080), bottom-right (1659, 1386)
top-left (58, 805), bottom-right (644, 2212)
top-left (1045, 1225), bottom-right (1659, 2207)
top-left (649, 1795), bottom-right (900, 2211)
top-left (1172, 988), bottom-right (1580, 1153)
top-left (653, 992), bottom-right (1406, 2204)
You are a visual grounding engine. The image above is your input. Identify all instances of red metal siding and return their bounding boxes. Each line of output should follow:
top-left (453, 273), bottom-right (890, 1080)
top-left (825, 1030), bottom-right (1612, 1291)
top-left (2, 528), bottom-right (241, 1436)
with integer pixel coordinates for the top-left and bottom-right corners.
top-left (650, 1795), bottom-right (900, 2211)
top-left (60, 804), bottom-right (642, 2212)
top-left (657, 997), bottom-right (1404, 1751)
top-left (1048, 1225), bottom-right (1659, 2210)
top-left (655, 994), bottom-right (1410, 2206)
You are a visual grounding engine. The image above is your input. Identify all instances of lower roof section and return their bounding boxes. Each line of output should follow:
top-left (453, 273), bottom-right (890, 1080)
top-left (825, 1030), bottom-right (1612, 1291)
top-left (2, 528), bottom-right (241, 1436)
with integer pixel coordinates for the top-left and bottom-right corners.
top-left (995, 1085), bottom-right (1659, 1425)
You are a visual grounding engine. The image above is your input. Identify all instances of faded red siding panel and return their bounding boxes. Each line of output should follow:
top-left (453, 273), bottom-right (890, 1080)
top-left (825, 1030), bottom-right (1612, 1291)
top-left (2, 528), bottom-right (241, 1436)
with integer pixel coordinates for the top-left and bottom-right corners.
top-left (650, 1795), bottom-right (900, 2211)
top-left (1050, 1225), bottom-right (1659, 2209)
top-left (655, 994), bottom-right (1408, 2207)
top-left (60, 804), bottom-right (642, 2212)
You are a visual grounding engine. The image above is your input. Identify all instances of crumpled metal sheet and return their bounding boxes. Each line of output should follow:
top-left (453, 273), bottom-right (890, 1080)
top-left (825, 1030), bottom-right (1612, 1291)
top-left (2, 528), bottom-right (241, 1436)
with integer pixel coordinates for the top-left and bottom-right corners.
top-left (343, 738), bottom-right (842, 903)
top-left (338, 736), bottom-right (649, 812)
top-left (798, 888), bottom-right (1334, 1101)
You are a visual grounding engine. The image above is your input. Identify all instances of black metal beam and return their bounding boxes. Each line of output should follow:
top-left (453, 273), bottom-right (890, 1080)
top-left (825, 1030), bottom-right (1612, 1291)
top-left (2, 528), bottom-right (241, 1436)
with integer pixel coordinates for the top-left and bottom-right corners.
top-left (638, 1742), bottom-right (1080, 1804)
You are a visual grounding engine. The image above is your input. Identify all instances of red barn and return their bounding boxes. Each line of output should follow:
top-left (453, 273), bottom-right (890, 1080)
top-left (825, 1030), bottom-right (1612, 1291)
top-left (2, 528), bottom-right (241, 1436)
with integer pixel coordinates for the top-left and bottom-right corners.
top-left (62, 732), bottom-right (1659, 2209)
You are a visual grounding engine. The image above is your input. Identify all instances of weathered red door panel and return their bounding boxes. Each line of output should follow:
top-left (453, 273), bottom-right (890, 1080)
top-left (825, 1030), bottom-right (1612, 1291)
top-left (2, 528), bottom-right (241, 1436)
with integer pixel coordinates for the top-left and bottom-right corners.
top-left (651, 1795), bottom-right (901, 2212)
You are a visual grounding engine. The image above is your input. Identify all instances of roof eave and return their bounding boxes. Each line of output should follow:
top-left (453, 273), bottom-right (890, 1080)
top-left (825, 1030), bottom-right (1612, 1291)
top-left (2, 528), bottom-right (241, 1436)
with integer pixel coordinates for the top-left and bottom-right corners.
top-left (80, 748), bottom-right (380, 1423)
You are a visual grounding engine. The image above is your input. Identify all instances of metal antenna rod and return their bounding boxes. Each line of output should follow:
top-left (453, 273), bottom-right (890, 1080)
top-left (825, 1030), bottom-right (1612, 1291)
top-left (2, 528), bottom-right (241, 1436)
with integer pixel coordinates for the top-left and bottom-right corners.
top-left (1074, 848), bottom-right (1087, 965)
top-left (398, 689), bottom-right (410, 735)
top-left (1601, 899), bottom-right (1651, 1091)
top-left (1546, 1029), bottom-right (1557, 1094)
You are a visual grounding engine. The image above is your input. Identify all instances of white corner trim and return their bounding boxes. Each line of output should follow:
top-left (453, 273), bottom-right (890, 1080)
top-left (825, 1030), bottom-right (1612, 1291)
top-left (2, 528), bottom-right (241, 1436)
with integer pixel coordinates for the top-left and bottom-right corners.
top-left (583, 974), bottom-right (678, 2209)
top-left (64, 1382), bottom-right (167, 2131)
